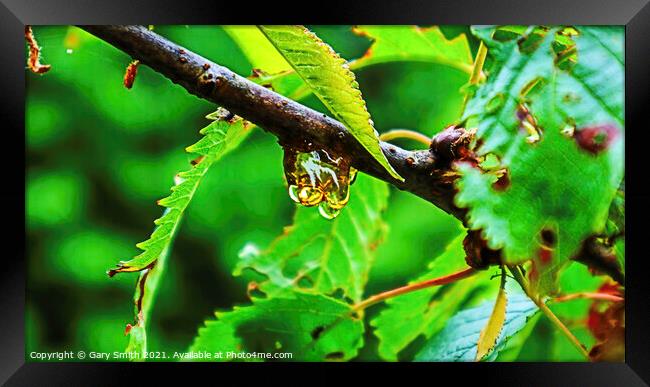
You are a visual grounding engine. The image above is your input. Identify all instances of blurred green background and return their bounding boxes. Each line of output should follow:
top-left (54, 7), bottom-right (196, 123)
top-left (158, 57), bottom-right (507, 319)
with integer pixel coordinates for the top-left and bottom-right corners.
top-left (26, 25), bottom-right (599, 361)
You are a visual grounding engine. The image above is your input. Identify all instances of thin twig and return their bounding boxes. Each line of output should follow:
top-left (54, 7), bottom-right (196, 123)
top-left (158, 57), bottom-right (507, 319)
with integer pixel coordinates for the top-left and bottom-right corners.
top-left (379, 129), bottom-right (432, 146)
top-left (352, 267), bottom-right (476, 312)
top-left (553, 292), bottom-right (623, 303)
top-left (509, 266), bottom-right (590, 361)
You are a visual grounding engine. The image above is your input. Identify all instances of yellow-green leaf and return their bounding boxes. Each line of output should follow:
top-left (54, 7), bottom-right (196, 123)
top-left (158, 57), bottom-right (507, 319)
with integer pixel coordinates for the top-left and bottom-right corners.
top-left (414, 290), bottom-right (538, 361)
top-left (258, 25), bottom-right (403, 182)
top-left (476, 269), bottom-right (507, 360)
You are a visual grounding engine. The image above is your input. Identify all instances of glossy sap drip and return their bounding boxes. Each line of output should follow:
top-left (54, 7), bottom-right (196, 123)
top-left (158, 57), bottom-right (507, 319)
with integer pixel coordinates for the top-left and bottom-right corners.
top-left (283, 149), bottom-right (357, 219)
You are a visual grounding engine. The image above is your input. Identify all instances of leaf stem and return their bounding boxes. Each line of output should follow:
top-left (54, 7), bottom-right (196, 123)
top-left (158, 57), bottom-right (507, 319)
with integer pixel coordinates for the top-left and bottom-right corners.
top-left (461, 41), bottom-right (488, 114)
top-left (553, 292), bottom-right (623, 303)
top-left (469, 41), bottom-right (488, 85)
top-left (379, 129), bottom-right (432, 147)
top-left (352, 267), bottom-right (476, 312)
top-left (509, 266), bottom-right (590, 361)
top-left (538, 300), bottom-right (590, 360)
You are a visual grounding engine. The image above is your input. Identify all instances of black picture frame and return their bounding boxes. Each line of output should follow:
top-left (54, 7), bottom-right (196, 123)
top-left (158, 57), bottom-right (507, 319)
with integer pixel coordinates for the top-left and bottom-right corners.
top-left (3, 0), bottom-right (649, 385)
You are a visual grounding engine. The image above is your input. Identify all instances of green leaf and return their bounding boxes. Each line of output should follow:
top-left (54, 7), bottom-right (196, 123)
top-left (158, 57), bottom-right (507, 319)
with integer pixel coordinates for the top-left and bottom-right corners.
top-left (415, 291), bottom-right (539, 361)
top-left (476, 269), bottom-right (507, 360)
top-left (124, 208), bottom-right (175, 360)
top-left (351, 25), bottom-right (474, 74)
top-left (237, 26), bottom-right (474, 104)
top-left (189, 291), bottom-right (364, 361)
top-left (235, 174), bottom-right (389, 302)
top-left (119, 113), bottom-right (252, 359)
top-left (371, 235), bottom-right (493, 361)
top-left (258, 25), bottom-right (403, 182)
top-left (456, 26), bottom-right (624, 294)
top-left (109, 113), bottom-right (251, 274)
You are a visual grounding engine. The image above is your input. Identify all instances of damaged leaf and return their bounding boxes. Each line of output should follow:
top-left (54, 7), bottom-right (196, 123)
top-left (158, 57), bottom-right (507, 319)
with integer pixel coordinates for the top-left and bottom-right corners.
top-left (189, 291), bottom-right (364, 361)
top-left (234, 174), bottom-right (389, 302)
top-left (109, 112), bottom-right (250, 274)
top-left (587, 282), bottom-right (624, 362)
top-left (456, 26), bottom-right (624, 295)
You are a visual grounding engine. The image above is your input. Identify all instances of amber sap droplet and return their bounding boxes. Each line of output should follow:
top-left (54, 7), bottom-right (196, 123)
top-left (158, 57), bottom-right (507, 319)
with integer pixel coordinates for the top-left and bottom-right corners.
top-left (283, 148), bottom-right (353, 219)
top-left (324, 177), bottom-right (350, 210)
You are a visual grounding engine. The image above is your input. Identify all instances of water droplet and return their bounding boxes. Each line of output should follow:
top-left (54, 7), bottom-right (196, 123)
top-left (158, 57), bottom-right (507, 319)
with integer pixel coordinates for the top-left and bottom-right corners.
top-left (288, 185), bottom-right (300, 203)
top-left (238, 243), bottom-right (260, 259)
top-left (173, 174), bottom-right (185, 185)
top-left (318, 202), bottom-right (341, 219)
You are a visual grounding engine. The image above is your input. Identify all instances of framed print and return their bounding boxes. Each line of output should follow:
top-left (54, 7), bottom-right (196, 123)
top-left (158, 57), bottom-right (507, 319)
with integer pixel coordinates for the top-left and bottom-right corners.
top-left (3, 0), bottom-right (650, 385)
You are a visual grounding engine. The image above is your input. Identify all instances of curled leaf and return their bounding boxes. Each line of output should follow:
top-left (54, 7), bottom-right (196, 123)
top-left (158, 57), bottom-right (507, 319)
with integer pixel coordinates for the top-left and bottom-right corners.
top-left (476, 269), bottom-right (508, 360)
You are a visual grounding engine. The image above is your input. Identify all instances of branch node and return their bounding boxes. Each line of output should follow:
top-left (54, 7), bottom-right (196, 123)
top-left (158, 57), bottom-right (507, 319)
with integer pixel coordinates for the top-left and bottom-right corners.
top-left (430, 125), bottom-right (476, 168)
top-left (463, 229), bottom-right (502, 269)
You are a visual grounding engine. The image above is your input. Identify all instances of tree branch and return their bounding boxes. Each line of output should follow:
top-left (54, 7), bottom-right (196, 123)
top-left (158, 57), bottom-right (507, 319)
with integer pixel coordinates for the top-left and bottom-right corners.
top-left (80, 25), bottom-right (464, 218)
top-left (79, 25), bottom-right (624, 285)
top-left (573, 236), bottom-right (625, 286)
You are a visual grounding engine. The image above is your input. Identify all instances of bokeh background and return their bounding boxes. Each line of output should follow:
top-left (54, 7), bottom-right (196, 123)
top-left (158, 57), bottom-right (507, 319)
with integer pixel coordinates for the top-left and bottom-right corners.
top-left (26, 25), bottom-right (599, 361)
